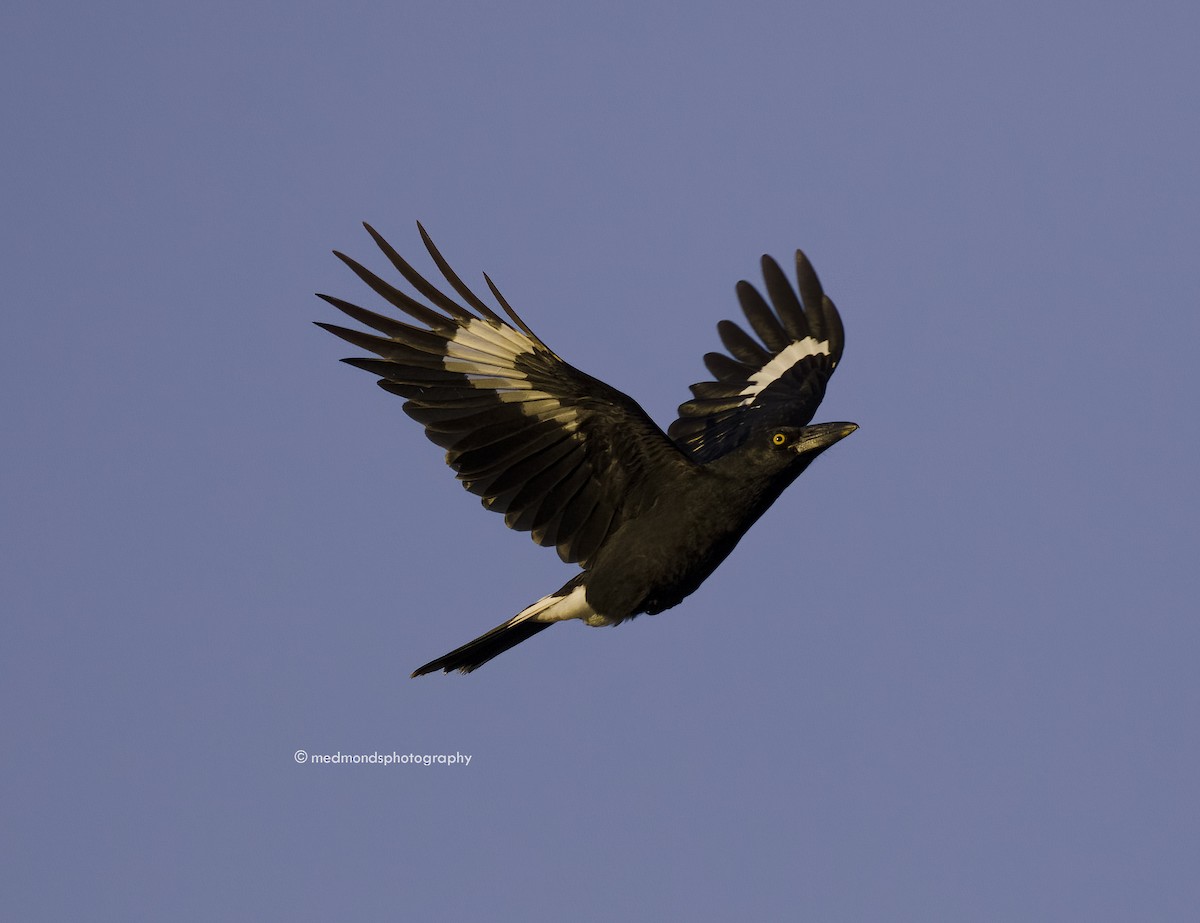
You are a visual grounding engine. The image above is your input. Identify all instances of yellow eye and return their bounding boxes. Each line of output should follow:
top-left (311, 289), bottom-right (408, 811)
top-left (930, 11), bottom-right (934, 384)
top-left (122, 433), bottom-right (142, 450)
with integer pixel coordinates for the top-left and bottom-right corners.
top-left (772, 432), bottom-right (786, 446)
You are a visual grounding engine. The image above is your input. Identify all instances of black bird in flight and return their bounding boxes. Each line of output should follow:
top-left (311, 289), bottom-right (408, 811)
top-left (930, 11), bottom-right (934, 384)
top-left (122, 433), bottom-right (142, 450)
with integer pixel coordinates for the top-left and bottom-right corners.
top-left (317, 224), bottom-right (856, 675)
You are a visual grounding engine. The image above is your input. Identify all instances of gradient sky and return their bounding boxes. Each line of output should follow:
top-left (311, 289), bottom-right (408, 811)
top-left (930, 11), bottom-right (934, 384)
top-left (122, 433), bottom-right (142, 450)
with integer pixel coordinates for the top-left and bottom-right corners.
top-left (4, 1), bottom-right (1199, 919)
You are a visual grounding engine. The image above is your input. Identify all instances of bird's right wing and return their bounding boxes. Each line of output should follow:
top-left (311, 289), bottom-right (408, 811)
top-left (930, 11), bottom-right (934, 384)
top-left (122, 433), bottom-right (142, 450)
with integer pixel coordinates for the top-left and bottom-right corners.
top-left (317, 224), bottom-right (694, 567)
top-left (668, 251), bottom-right (845, 462)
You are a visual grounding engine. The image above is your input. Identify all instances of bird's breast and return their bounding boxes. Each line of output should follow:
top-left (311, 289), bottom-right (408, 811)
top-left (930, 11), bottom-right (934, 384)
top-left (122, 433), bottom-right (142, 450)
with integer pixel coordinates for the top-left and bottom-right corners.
top-left (585, 481), bottom-right (764, 619)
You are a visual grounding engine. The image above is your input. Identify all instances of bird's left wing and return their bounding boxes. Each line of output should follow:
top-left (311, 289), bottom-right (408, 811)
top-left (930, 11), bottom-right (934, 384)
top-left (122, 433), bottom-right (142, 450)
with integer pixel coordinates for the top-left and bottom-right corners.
top-left (667, 251), bottom-right (845, 462)
top-left (317, 223), bottom-right (693, 567)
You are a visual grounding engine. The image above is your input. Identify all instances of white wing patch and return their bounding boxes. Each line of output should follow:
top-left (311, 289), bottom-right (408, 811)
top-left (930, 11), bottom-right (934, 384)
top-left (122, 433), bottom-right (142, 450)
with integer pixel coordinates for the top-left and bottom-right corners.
top-left (738, 336), bottom-right (831, 405)
top-left (444, 317), bottom-right (534, 368)
top-left (446, 318), bottom-right (579, 431)
top-left (444, 317), bottom-right (534, 384)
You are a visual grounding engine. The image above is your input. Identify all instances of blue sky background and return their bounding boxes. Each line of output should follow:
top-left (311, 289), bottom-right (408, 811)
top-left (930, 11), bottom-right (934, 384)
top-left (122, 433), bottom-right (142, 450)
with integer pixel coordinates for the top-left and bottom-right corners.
top-left (4, 1), bottom-right (1198, 919)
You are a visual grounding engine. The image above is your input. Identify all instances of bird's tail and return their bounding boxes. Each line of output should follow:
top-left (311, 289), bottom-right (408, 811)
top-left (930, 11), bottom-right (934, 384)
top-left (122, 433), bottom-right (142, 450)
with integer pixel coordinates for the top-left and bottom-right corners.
top-left (411, 576), bottom-right (591, 676)
top-left (411, 618), bottom-right (553, 676)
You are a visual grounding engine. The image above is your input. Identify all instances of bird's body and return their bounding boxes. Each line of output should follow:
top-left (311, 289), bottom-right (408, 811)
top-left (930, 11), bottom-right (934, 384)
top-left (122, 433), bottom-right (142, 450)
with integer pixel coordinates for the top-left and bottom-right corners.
top-left (318, 224), bottom-right (856, 675)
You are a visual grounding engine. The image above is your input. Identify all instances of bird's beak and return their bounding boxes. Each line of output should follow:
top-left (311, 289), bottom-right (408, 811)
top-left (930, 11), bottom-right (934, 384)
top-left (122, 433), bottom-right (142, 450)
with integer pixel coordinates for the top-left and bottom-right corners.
top-left (790, 422), bottom-right (858, 454)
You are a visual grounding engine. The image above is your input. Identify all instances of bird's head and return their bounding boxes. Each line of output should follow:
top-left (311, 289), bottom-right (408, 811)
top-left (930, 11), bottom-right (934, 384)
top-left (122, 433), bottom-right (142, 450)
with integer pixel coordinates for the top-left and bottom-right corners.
top-left (737, 421), bottom-right (858, 478)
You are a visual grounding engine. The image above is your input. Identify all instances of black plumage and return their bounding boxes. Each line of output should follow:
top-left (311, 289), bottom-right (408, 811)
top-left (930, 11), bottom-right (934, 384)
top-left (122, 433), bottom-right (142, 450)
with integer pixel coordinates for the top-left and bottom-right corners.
top-left (317, 224), bottom-right (857, 675)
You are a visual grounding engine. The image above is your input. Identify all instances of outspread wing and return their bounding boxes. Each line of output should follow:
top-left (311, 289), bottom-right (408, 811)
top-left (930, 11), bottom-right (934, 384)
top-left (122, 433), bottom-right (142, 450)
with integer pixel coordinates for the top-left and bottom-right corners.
top-left (667, 251), bottom-right (845, 462)
top-left (317, 223), bottom-right (693, 567)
